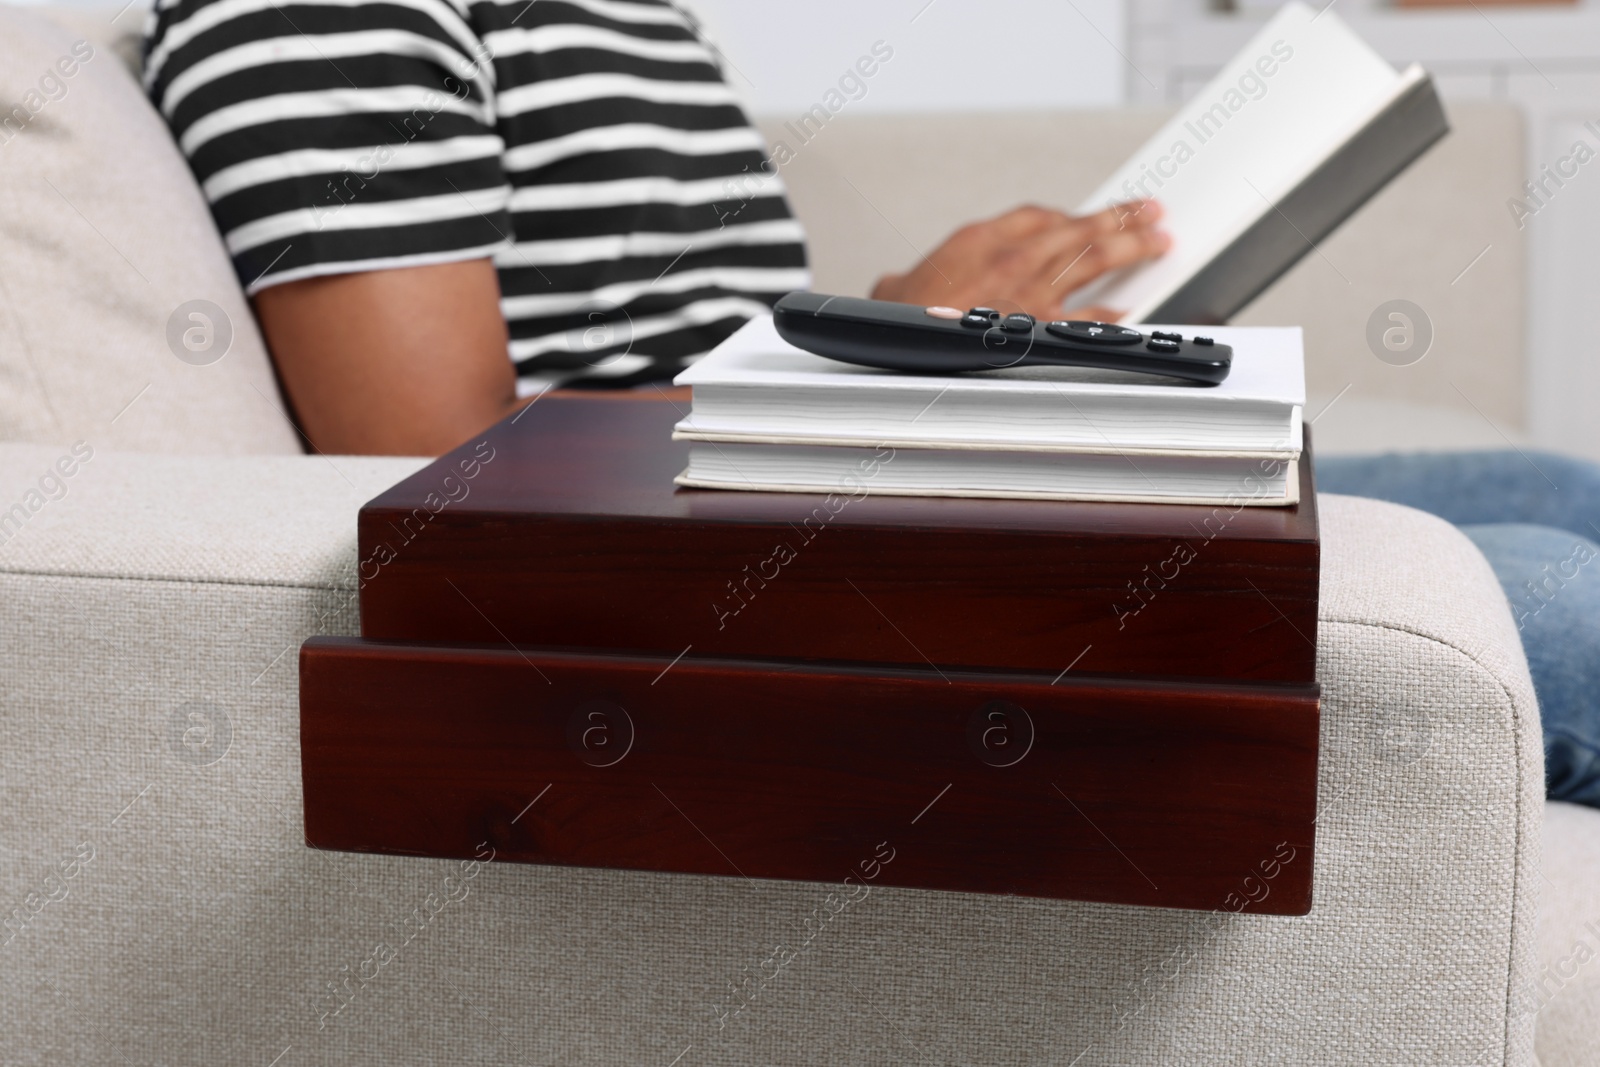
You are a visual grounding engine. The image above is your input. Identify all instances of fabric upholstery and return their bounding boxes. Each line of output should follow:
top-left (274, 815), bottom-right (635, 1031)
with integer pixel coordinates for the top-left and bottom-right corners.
top-left (0, 5), bottom-right (299, 455)
top-left (0, 464), bottom-right (1553, 1065)
top-left (1533, 802), bottom-right (1600, 1067)
top-left (0, 443), bottom-right (426, 586)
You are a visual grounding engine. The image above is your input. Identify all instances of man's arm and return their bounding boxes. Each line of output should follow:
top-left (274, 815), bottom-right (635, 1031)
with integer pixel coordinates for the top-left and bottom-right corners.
top-left (251, 258), bottom-right (521, 456)
top-left (250, 201), bottom-right (1168, 457)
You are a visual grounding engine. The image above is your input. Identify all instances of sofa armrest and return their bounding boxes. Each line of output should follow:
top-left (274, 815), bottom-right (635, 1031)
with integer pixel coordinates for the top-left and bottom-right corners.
top-left (0, 452), bottom-right (1545, 1066)
top-left (0, 444), bottom-right (427, 590)
top-left (1536, 801), bottom-right (1600, 1067)
top-left (1311, 493), bottom-right (1544, 1065)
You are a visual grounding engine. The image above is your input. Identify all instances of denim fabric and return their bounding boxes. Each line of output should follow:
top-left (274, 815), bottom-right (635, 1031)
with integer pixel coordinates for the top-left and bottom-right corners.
top-left (1317, 450), bottom-right (1600, 807)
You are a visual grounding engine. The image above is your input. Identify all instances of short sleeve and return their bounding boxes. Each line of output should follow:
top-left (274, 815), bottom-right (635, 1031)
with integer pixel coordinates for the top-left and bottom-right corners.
top-left (144, 0), bottom-right (513, 294)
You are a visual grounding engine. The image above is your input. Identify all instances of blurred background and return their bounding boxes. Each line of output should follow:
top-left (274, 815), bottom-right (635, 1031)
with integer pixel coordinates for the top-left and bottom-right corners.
top-left (680, 0), bottom-right (1600, 462)
top-left (24, 0), bottom-right (1600, 458)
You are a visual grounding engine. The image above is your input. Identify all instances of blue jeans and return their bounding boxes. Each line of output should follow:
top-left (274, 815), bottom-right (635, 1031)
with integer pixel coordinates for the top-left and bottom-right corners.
top-left (1317, 450), bottom-right (1600, 808)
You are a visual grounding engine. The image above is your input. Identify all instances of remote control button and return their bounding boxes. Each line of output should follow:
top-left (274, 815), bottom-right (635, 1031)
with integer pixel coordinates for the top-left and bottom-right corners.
top-left (1001, 313), bottom-right (1035, 333)
top-left (960, 313), bottom-right (993, 329)
top-left (1146, 337), bottom-right (1181, 353)
top-left (924, 306), bottom-right (963, 320)
top-left (1151, 330), bottom-right (1183, 342)
top-left (1193, 335), bottom-right (1215, 346)
top-left (968, 307), bottom-right (1000, 319)
top-left (1044, 321), bottom-right (1143, 346)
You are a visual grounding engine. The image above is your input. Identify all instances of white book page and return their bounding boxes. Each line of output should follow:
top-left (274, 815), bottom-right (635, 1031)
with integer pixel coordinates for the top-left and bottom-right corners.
top-left (1069, 1), bottom-right (1400, 318)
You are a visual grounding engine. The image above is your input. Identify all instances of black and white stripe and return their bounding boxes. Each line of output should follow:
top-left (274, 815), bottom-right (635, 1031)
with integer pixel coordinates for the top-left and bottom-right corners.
top-left (144, 0), bottom-right (809, 388)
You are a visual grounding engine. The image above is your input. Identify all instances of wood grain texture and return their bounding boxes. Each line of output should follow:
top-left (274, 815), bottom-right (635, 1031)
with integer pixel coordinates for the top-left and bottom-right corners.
top-left (301, 638), bottom-right (1319, 913)
top-left (357, 395), bottom-right (1321, 684)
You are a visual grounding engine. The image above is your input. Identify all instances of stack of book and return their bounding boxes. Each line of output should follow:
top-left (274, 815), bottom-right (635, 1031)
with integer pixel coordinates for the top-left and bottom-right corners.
top-left (671, 315), bottom-right (1305, 507)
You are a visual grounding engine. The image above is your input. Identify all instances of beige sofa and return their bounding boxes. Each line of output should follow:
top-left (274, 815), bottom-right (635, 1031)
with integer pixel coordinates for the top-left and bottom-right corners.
top-left (2, 6), bottom-right (1597, 1065)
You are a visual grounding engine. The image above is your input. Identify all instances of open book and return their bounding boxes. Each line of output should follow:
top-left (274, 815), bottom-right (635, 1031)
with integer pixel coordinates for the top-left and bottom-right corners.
top-left (1069, 0), bottom-right (1448, 323)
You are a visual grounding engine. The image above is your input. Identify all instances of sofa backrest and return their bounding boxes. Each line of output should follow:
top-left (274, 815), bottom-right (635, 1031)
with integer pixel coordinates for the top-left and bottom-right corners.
top-left (765, 103), bottom-right (1527, 431)
top-left (0, 4), bottom-right (300, 455)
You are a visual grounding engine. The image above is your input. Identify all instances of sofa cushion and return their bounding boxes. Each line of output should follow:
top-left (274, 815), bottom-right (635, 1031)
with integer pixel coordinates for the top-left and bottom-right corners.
top-left (0, 5), bottom-right (299, 454)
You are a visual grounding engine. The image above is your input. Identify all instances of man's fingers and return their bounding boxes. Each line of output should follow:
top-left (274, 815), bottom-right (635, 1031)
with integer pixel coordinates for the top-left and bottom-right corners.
top-left (991, 214), bottom-right (1113, 293)
top-left (961, 201), bottom-right (1159, 272)
top-left (1078, 199), bottom-right (1162, 238)
top-left (867, 200), bottom-right (1167, 318)
top-left (1013, 205), bottom-right (1166, 289)
top-left (1045, 225), bottom-right (1170, 297)
top-left (987, 204), bottom-right (1081, 241)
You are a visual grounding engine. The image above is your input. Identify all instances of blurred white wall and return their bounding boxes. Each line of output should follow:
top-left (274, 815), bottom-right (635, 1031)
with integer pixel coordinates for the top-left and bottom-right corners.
top-left (680, 0), bottom-right (1131, 115)
top-left (24, 0), bottom-right (1132, 112)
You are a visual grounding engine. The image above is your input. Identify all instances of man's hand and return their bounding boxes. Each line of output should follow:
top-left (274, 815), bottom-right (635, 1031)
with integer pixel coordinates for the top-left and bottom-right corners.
top-left (869, 200), bottom-right (1169, 321)
top-left (251, 258), bottom-right (522, 456)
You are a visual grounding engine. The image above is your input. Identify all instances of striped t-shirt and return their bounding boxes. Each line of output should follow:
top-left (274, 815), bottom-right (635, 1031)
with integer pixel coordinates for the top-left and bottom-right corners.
top-left (142, 0), bottom-right (810, 389)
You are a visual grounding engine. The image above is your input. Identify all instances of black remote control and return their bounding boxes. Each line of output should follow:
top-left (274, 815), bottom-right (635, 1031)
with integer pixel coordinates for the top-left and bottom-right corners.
top-left (772, 292), bottom-right (1232, 385)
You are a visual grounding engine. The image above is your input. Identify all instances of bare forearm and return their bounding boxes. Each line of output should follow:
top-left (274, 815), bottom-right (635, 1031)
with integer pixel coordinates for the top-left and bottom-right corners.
top-left (251, 258), bottom-right (519, 456)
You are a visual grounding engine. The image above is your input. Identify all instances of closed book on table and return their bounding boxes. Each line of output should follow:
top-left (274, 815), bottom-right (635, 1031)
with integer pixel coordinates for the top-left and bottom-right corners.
top-left (673, 316), bottom-right (1304, 456)
top-left (677, 439), bottom-right (1300, 505)
top-left (670, 316), bottom-right (1304, 504)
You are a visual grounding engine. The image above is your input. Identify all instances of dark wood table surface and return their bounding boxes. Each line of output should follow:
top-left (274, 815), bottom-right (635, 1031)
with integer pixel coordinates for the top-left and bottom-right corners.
top-left (301, 392), bottom-right (1322, 914)
top-left (357, 394), bottom-right (1321, 685)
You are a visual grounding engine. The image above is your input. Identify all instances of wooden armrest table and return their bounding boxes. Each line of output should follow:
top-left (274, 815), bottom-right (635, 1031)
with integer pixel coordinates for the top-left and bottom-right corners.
top-left (300, 394), bottom-right (1321, 914)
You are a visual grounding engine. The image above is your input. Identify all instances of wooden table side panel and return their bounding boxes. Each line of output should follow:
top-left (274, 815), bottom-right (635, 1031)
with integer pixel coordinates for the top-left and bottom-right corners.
top-left (356, 517), bottom-right (1320, 682)
top-left (300, 640), bottom-right (1319, 914)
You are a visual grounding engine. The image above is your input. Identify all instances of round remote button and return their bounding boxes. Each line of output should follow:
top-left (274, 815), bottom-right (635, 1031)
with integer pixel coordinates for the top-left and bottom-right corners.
top-left (924, 306), bottom-right (963, 320)
top-left (1001, 313), bottom-right (1035, 333)
top-left (968, 307), bottom-right (1000, 319)
top-left (1146, 337), bottom-right (1181, 353)
top-left (1044, 321), bottom-right (1143, 346)
top-left (960, 313), bottom-right (992, 329)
